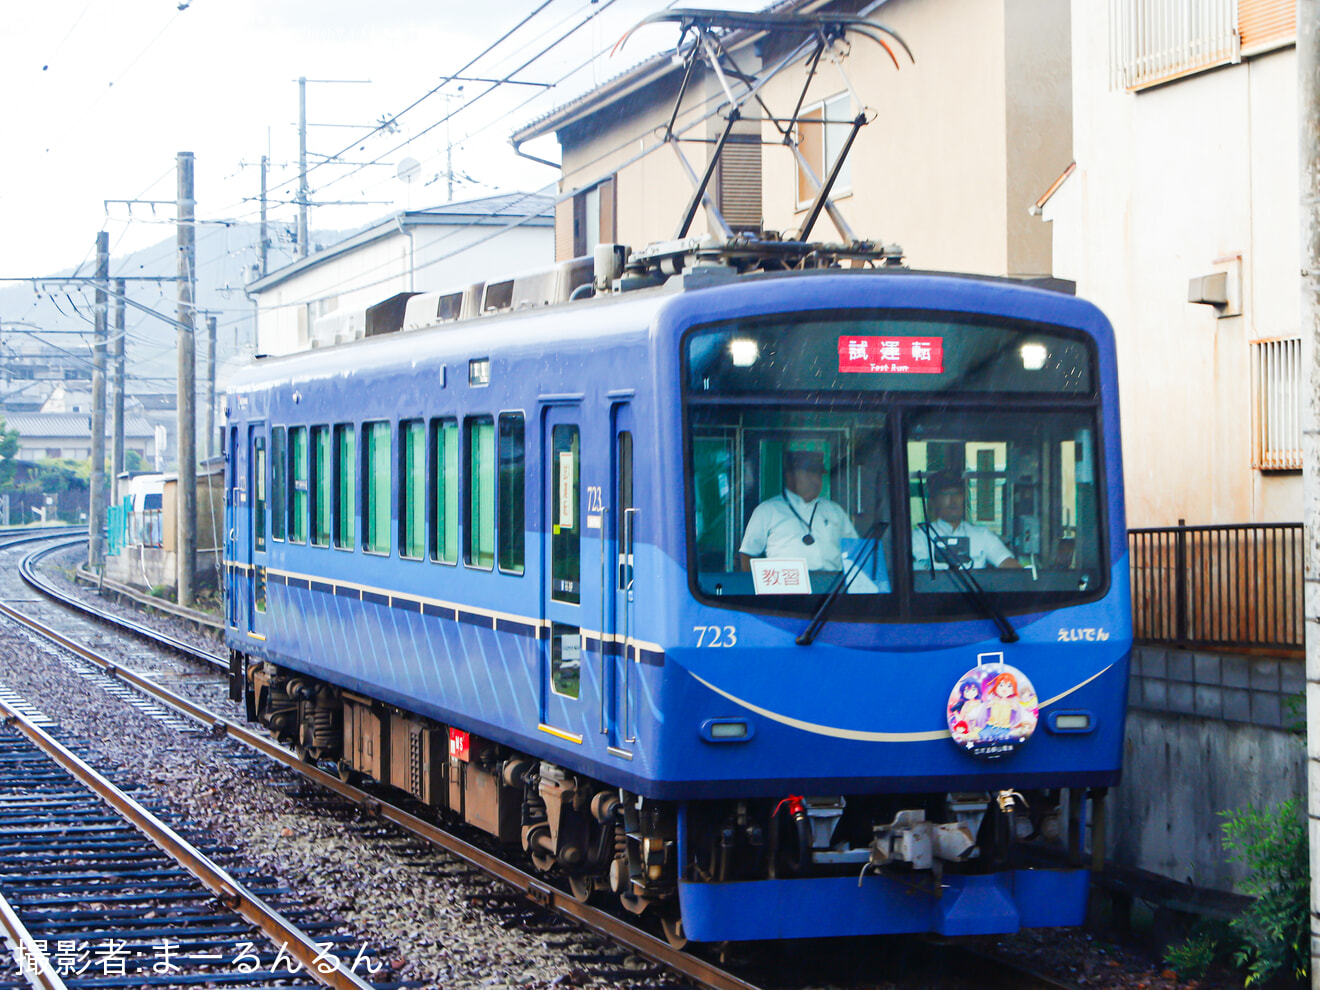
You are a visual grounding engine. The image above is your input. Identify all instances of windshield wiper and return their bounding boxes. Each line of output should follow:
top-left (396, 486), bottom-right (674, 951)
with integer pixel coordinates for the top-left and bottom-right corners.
top-left (797, 519), bottom-right (889, 646)
top-left (919, 523), bottom-right (1019, 643)
top-left (914, 471), bottom-right (1018, 644)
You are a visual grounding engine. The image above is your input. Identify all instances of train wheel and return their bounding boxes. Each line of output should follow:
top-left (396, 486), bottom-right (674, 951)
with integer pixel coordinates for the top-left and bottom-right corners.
top-left (568, 875), bottom-right (595, 903)
top-left (333, 760), bottom-right (362, 786)
top-left (660, 909), bottom-right (688, 950)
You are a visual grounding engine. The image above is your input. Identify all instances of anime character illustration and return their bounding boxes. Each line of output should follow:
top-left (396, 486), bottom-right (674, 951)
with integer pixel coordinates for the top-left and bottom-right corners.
top-left (947, 679), bottom-right (985, 745)
top-left (946, 662), bottom-right (1040, 759)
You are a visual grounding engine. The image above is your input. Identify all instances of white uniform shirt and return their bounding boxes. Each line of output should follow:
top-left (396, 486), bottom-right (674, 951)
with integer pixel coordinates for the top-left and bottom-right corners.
top-left (912, 518), bottom-right (1015, 570)
top-left (740, 490), bottom-right (859, 571)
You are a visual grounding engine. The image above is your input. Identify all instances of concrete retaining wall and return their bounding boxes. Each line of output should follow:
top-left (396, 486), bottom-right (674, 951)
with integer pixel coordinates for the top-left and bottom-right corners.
top-left (1111, 645), bottom-right (1305, 891)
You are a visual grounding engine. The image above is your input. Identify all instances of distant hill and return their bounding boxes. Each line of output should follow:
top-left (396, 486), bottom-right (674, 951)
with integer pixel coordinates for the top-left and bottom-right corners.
top-left (0, 221), bottom-right (351, 395)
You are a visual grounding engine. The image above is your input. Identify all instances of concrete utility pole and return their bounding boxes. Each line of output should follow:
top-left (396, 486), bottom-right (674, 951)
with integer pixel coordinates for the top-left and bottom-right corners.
top-left (89, 231), bottom-right (108, 568)
top-left (111, 279), bottom-right (125, 503)
top-left (176, 151), bottom-right (197, 608)
top-left (260, 154), bottom-right (270, 277)
top-left (205, 314), bottom-right (216, 460)
top-left (1301, 3), bottom-right (1320, 987)
top-left (297, 77), bottom-right (309, 259)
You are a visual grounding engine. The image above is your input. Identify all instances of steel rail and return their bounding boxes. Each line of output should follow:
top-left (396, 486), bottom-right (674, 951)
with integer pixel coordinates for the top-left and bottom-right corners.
top-left (0, 698), bottom-right (378, 990)
top-left (0, 561), bottom-right (763, 990)
top-left (0, 888), bottom-right (71, 990)
top-left (15, 537), bottom-right (226, 672)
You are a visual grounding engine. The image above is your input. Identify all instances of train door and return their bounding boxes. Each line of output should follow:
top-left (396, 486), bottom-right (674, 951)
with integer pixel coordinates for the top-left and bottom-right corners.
top-left (247, 424), bottom-right (268, 641)
top-left (540, 407), bottom-right (586, 740)
top-left (225, 425), bottom-right (241, 630)
top-left (604, 403), bottom-right (636, 755)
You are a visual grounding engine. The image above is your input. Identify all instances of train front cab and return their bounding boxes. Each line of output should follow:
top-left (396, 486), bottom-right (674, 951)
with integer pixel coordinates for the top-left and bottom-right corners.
top-left (660, 278), bottom-right (1130, 942)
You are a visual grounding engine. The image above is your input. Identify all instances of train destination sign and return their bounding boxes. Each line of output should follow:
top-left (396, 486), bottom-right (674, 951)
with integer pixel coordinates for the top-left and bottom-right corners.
top-left (838, 335), bottom-right (943, 374)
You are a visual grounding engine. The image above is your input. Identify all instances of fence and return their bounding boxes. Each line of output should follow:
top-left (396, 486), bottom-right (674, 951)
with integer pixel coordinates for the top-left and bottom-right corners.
top-left (1128, 521), bottom-right (1303, 652)
top-left (107, 497), bottom-right (164, 555)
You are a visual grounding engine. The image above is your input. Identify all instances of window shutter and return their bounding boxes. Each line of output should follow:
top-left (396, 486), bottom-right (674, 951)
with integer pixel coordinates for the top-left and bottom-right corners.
top-left (1238, 0), bottom-right (1294, 54)
top-left (718, 136), bottom-right (763, 235)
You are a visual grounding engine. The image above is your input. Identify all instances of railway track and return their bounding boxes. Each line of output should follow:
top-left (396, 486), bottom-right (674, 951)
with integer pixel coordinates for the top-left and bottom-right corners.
top-left (0, 693), bottom-right (398, 988)
top-left (4, 533), bottom-right (1083, 990)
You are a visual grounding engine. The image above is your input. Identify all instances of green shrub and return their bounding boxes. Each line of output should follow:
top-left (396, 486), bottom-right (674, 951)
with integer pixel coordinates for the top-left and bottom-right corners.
top-left (1163, 928), bottom-right (1221, 980)
top-left (1220, 798), bottom-right (1309, 986)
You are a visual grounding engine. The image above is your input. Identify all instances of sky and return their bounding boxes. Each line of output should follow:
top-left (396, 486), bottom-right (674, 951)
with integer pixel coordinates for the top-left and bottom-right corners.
top-left (0, 0), bottom-right (765, 280)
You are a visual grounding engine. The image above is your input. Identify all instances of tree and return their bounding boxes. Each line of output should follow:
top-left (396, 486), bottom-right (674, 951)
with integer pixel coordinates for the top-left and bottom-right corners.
top-left (0, 417), bottom-right (18, 487)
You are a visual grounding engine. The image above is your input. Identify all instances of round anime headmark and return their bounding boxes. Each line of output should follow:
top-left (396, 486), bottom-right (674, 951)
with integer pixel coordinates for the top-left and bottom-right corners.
top-left (947, 656), bottom-right (1039, 759)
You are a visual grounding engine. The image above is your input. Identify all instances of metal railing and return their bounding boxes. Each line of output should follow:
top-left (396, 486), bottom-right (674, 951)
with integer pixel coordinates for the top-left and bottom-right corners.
top-left (106, 499), bottom-right (164, 556)
top-left (1128, 521), bottom-right (1303, 652)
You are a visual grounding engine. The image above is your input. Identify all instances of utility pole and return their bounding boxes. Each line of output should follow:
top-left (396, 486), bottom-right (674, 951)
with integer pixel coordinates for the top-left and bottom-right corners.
top-left (1301, 2), bottom-right (1320, 987)
top-left (260, 154), bottom-right (270, 276)
top-left (111, 279), bottom-right (125, 503)
top-left (205, 314), bottom-right (216, 460)
top-left (177, 151), bottom-right (197, 608)
top-left (297, 77), bottom-right (309, 259)
top-left (89, 231), bottom-right (108, 568)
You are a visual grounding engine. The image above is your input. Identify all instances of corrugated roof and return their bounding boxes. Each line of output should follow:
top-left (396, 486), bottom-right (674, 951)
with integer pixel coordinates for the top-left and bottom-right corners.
top-left (6, 413), bottom-right (155, 439)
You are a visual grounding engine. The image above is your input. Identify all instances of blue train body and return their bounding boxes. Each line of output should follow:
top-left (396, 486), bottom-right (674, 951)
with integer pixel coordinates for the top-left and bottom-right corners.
top-left (225, 268), bottom-right (1130, 943)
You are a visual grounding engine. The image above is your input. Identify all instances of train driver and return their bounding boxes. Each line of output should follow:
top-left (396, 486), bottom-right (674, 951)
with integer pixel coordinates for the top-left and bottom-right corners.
top-left (912, 470), bottom-right (1022, 570)
top-left (738, 450), bottom-right (859, 572)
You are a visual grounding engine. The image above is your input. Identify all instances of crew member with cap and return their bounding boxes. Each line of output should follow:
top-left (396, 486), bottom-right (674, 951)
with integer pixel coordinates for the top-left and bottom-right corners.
top-left (912, 470), bottom-right (1022, 570)
top-left (739, 449), bottom-right (858, 571)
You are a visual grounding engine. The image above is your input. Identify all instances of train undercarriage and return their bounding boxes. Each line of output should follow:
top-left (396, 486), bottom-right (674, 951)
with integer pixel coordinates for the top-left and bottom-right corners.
top-left (240, 656), bottom-right (1096, 945)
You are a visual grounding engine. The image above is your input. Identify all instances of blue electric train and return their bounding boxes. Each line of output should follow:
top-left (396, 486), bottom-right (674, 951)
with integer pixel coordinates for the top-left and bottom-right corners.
top-left (224, 246), bottom-right (1130, 945)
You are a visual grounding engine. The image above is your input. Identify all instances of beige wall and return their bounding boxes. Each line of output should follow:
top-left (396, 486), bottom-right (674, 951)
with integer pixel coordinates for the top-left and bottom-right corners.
top-left (559, 70), bottom-right (729, 252)
top-left (1046, 3), bottom-right (1299, 527)
top-left (554, 0), bottom-right (1071, 279)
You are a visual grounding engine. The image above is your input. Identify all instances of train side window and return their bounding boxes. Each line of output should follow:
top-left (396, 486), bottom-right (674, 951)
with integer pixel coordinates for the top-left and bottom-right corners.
top-left (310, 426), bottom-right (331, 547)
top-left (464, 415), bottom-right (495, 569)
top-left (253, 432), bottom-right (267, 553)
top-left (400, 419), bottom-right (425, 560)
top-left (551, 424), bottom-right (581, 604)
top-left (430, 418), bottom-right (459, 565)
top-left (617, 430), bottom-right (633, 590)
top-left (550, 621), bottom-right (581, 699)
top-left (289, 426), bottom-right (308, 544)
top-left (363, 421), bottom-right (391, 555)
top-left (498, 412), bottom-right (525, 575)
top-left (333, 423), bottom-right (355, 550)
top-left (270, 427), bottom-right (286, 542)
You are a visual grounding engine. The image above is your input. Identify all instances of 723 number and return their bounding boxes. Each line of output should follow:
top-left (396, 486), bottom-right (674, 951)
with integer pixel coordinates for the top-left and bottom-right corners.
top-left (693, 625), bottom-right (737, 647)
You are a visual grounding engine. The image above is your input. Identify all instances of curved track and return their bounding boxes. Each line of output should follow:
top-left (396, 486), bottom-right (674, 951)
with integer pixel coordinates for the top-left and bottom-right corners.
top-left (7, 533), bottom-right (1083, 990)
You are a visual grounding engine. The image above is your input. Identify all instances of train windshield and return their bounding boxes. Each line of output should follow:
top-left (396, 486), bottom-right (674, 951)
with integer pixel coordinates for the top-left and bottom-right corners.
top-left (684, 309), bottom-right (1108, 622)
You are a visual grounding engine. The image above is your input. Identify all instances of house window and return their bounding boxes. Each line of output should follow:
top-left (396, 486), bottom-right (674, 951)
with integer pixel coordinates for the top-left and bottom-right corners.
top-left (570, 177), bottom-right (616, 257)
top-left (796, 93), bottom-right (854, 207)
top-left (1251, 337), bottom-right (1302, 471)
top-left (1109, 0), bottom-right (1294, 91)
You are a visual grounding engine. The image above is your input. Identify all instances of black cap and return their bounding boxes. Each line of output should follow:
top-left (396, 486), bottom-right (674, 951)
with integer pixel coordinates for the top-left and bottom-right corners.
top-left (925, 470), bottom-right (964, 495)
top-left (784, 449), bottom-right (825, 473)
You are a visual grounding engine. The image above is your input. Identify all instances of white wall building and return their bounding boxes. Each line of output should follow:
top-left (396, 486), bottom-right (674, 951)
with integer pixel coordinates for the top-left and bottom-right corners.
top-left (1043, 0), bottom-right (1297, 528)
top-left (246, 194), bottom-right (555, 357)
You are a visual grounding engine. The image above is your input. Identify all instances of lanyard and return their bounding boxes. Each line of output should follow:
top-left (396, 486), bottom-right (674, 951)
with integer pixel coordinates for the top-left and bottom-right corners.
top-left (782, 494), bottom-right (819, 545)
